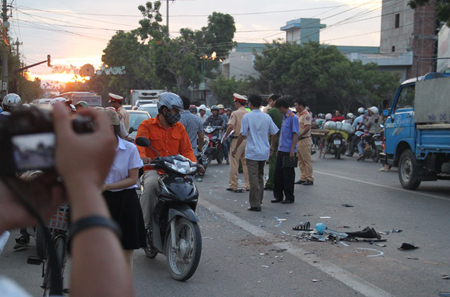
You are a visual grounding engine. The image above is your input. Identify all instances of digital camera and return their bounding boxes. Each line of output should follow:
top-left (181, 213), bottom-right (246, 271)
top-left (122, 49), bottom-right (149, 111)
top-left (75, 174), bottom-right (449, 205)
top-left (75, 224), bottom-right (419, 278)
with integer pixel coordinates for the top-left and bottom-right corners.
top-left (0, 105), bottom-right (95, 176)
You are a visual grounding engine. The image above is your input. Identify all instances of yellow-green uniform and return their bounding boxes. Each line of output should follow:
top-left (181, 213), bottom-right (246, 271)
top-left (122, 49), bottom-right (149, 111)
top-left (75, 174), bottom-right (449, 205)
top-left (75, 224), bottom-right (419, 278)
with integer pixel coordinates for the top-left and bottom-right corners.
top-left (228, 107), bottom-right (249, 190)
top-left (297, 110), bottom-right (314, 182)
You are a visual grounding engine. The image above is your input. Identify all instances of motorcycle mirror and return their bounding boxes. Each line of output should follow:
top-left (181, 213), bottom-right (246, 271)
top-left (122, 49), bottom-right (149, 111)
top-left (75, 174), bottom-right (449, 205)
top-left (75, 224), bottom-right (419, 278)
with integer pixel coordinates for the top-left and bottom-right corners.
top-left (135, 137), bottom-right (151, 147)
top-left (128, 127), bottom-right (134, 134)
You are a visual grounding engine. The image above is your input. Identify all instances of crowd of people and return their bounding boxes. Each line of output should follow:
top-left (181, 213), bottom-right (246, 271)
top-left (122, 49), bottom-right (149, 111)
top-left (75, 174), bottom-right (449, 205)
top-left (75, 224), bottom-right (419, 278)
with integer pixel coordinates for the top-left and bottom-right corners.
top-left (0, 90), bottom-right (389, 295)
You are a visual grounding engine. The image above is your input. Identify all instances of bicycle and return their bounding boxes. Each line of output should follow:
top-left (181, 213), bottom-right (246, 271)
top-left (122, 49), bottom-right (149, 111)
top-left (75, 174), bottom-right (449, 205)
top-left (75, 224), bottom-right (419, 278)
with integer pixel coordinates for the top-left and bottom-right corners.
top-left (28, 204), bottom-right (70, 296)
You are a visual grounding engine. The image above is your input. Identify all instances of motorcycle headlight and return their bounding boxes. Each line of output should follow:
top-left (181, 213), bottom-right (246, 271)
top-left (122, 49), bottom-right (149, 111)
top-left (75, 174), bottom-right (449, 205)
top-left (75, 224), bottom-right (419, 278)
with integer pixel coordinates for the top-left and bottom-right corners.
top-left (164, 160), bottom-right (197, 175)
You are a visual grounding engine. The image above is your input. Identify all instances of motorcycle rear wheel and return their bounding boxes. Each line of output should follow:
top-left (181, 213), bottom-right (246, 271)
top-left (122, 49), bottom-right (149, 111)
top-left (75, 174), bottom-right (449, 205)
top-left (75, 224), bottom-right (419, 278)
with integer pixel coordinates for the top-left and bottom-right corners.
top-left (216, 148), bottom-right (224, 164)
top-left (371, 143), bottom-right (379, 163)
top-left (335, 145), bottom-right (341, 159)
top-left (166, 218), bottom-right (202, 281)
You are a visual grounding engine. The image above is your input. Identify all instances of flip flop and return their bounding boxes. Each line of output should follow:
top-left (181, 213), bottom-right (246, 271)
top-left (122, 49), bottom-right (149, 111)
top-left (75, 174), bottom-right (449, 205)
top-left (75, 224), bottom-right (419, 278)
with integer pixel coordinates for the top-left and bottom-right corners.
top-left (292, 222), bottom-right (312, 231)
top-left (234, 189), bottom-right (245, 193)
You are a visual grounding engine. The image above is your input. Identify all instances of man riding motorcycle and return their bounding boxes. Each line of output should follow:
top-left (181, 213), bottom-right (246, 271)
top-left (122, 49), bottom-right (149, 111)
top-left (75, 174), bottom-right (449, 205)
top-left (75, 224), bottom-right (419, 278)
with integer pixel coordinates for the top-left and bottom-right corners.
top-left (204, 105), bottom-right (228, 163)
top-left (357, 106), bottom-right (382, 161)
top-left (135, 92), bottom-right (204, 230)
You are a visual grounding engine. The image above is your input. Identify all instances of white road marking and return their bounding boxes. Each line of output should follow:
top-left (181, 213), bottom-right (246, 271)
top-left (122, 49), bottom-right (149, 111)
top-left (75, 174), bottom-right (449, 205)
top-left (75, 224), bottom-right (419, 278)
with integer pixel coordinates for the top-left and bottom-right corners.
top-left (315, 170), bottom-right (450, 202)
top-left (199, 199), bottom-right (395, 297)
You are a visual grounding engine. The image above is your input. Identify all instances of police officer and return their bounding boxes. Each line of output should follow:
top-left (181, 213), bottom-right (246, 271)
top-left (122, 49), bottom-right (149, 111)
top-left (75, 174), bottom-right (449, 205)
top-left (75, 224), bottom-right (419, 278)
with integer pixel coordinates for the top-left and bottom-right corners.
top-left (223, 93), bottom-right (249, 192)
top-left (109, 93), bottom-right (130, 132)
top-left (294, 99), bottom-right (314, 185)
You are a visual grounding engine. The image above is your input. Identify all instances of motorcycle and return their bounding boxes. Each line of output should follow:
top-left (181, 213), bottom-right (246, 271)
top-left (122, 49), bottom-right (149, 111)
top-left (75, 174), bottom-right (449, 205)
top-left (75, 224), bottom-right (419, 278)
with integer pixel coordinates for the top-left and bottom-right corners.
top-left (204, 125), bottom-right (224, 164)
top-left (197, 135), bottom-right (214, 175)
top-left (330, 132), bottom-right (347, 159)
top-left (360, 133), bottom-right (383, 162)
top-left (136, 137), bottom-right (202, 281)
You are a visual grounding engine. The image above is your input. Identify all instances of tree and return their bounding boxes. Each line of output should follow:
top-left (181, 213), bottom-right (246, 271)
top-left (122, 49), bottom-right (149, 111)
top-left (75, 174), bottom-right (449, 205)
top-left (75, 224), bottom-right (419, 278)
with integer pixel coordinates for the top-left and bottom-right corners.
top-left (209, 75), bottom-right (251, 107)
top-left (253, 41), bottom-right (398, 113)
top-left (408, 0), bottom-right (450, 26)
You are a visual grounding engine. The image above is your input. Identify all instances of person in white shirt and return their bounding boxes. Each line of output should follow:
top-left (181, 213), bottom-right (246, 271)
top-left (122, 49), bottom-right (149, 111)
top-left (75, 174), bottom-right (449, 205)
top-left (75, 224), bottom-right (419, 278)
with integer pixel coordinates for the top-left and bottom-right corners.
top-left (232, 95), bottom-right (279, 211)
top-left (101, 109), bottom-right (145, 270)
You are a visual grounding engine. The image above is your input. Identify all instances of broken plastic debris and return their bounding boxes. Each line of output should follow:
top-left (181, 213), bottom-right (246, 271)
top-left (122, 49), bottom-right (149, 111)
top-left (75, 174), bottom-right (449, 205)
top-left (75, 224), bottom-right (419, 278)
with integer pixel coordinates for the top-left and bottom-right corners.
top-left (339, 242), bottom-right (349, 247)
top-left (196, 178), bottom-right (203, 182)
top-left (261, 265), bottom-right (269, 268)
top-left (325, 229), bottom-right (348, 240)
top-left (398, 243), bottom-right (419, 250)
top-left (311, 234), bottom-right (327, 242)
top-left (346, 227), bottom-right (381, 239)
top-left (391, 229), bottom-right (403, 233)
top-left (312, 279), bottom-right (322, 282)
top-left (442, 275), bottom-right (449, 280)
top-left (407, 257), bottom-right (419, 260)
top-left (319, 216), bottom-right (331, 219)
top-left (375, 243), bottom-right (386, 247)
top-left (259, 253), bottom-right (265, 256)
top-left (341, 204), bottom-right (353, 207)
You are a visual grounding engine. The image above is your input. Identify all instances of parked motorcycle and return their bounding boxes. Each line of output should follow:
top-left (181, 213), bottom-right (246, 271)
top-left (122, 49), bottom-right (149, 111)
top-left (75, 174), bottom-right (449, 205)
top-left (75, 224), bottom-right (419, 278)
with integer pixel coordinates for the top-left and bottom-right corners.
top-left (204, 125), bottom-right (224, 164)
top-left (136, 137), bottom-right (202, 281)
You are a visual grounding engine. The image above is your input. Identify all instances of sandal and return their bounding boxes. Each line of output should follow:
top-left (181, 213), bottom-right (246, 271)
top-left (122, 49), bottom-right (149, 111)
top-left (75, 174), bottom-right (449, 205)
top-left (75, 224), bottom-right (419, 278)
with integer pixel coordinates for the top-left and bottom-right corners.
top-left (292, 222), bottom-right (312, 231)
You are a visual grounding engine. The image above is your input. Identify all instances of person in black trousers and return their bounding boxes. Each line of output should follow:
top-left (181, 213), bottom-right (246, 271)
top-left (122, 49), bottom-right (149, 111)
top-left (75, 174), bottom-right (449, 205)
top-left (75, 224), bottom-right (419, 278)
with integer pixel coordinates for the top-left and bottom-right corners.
top-left (271, 98), bottom-right (299, 204)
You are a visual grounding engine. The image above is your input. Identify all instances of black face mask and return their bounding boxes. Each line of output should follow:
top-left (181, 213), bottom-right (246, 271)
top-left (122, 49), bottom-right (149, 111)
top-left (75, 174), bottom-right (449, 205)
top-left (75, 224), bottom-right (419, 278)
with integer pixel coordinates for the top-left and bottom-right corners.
top-left (165, 111), bottom-right (181, 125)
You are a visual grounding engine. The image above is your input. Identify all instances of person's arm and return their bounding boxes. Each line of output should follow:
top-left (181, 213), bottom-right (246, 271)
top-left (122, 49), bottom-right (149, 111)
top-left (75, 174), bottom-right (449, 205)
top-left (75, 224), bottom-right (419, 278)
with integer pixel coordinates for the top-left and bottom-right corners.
top-left (102, 168), bottom-right (139, 192)
top-left (135, 121), bottom-right (151, 164)
top-left (232, 134), bottom-right (245, 157)
top-left (290, 117), bottom-right (299, 160)
top-left (299, 125), bottom-right (311, 138)
top-left (55, 104), bottom-right (133, 297)
top-left (197, 131), bottom-right (204, 152)
top-left (270, 134), bottom-right (276, 156)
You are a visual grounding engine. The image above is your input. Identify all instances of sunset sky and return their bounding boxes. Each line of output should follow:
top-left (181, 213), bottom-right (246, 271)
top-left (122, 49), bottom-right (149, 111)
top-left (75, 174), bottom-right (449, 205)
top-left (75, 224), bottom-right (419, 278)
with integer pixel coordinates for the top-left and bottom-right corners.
top-left (10, 0), bottom-right (383, 84)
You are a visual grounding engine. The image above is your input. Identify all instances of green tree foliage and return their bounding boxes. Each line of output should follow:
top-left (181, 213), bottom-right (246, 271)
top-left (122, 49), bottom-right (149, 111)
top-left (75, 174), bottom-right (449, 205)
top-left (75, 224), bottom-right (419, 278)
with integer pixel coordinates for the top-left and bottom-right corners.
top-left (0, 42), bottom-right (43, 102)
top-left (408, 0), bottom-right (450, 26)
top-left (209, 75), bottom-right (253, 107)
top-left (92, 1), bottom-right (236, 100)
top-left (253, 41), bottom-right (398, 112)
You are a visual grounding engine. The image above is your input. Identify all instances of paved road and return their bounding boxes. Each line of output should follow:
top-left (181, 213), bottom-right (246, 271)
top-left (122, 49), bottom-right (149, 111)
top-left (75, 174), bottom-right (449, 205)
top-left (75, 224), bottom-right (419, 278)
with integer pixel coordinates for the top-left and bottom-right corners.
top-left (1, 153), bottom-right (450, 296)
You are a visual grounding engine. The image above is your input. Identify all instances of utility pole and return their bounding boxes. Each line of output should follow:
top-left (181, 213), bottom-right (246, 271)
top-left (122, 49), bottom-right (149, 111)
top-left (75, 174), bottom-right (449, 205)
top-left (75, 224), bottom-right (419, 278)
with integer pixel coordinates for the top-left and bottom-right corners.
top-left (2, 0), bottom-right (8, 98)
top-left (165, 0), bottom-right (174, 37)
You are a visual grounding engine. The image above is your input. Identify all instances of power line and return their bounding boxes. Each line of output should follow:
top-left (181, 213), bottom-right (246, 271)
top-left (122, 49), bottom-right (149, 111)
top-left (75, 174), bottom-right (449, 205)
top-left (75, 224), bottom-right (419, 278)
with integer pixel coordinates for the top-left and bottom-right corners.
top-left (18, 4), bottom-right (348, 18)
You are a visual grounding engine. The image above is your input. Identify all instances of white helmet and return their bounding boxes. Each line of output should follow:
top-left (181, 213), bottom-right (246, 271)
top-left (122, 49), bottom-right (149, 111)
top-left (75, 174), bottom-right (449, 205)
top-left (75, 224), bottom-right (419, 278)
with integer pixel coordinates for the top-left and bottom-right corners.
top-left (50, 97), bottom-right (69, 105)
top-left (369, 106), bottom-right (379, 114)
top-left (325, 113), bottom-right (332, 120)
top-left (199, 104), bottom-right (207, 111)
top-left (347, 113), bottom-right (354, 119)
top-left (3, 93), bottom-right (22, 108)
top-left (357, 107), bottom-right (365, 114)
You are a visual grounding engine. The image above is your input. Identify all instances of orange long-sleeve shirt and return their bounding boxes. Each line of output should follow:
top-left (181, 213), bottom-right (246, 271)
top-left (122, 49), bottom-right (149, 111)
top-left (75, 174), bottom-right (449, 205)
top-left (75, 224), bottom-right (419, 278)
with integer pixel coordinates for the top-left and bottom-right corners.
top-left (135, 115), bottom-right (196, 171)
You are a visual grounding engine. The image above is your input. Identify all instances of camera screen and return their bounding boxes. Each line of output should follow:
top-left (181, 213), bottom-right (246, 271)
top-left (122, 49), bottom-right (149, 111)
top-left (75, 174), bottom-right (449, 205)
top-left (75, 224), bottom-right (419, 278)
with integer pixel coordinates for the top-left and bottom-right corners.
top-left (11, 132), bottom-right (56, 171)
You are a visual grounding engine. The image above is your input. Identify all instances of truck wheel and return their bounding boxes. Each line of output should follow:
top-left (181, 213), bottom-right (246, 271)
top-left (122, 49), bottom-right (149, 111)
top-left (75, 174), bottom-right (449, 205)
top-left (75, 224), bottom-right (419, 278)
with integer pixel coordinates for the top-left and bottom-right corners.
top-left (398, 149), bottom-right (421, 190)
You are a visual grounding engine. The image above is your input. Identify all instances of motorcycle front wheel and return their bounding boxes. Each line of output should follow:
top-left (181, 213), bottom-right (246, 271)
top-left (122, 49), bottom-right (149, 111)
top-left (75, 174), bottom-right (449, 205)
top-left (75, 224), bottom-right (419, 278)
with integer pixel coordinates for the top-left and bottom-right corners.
top-left (166, 218), bottom-right (202, 281)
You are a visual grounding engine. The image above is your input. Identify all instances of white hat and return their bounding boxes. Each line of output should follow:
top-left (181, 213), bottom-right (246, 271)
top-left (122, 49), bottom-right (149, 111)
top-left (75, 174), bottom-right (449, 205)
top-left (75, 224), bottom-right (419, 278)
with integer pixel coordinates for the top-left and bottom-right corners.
top-left (108, 93), bottom-right (123, 102)
top-left (233, 93), bottom-right (247, 103)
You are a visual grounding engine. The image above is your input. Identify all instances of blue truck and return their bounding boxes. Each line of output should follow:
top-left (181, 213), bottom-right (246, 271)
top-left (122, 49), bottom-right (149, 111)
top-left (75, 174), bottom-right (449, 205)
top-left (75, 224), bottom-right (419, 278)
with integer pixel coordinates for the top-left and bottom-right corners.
top-left (381, 72), bottom-right (450, 190)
